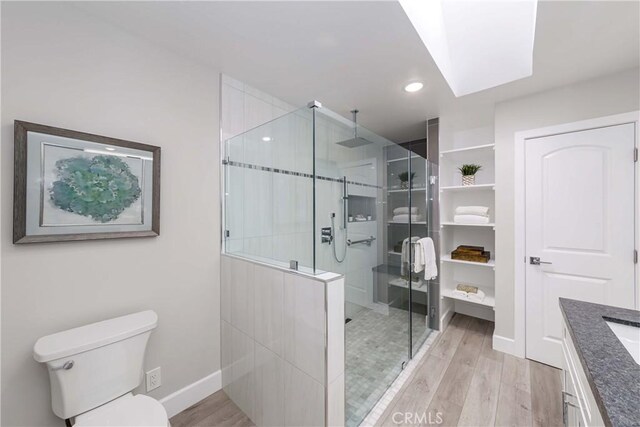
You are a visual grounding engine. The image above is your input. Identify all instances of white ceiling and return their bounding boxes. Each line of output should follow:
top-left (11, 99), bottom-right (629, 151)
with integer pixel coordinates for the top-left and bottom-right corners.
top-left (74, 1), bottom-right (639, 142)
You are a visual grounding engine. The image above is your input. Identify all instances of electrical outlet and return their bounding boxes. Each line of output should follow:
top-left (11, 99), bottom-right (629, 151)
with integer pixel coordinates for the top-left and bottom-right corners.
top-left (146, 367), bottom-right (161, 392)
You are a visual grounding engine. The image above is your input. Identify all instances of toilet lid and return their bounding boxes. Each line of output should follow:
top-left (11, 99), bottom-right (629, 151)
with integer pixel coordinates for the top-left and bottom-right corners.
top-left (74, 394), bottom-right (168, 427)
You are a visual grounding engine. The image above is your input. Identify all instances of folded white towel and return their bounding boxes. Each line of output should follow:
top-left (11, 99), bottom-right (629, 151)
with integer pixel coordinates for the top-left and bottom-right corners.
top-left (454, 214), bottom-right (490, 224)
top-left (452, 288), bottom-right (486, 302)
top-left (455, 206), bottom-right (489, 216)
top-left (468, 289), bottom-right (486, 302)
top-left (392, 214), bottom-right (422, 223)
top-left (393, 207), bottom-right (418, 215)
top-left (453, 289), bottom-right (468, 298)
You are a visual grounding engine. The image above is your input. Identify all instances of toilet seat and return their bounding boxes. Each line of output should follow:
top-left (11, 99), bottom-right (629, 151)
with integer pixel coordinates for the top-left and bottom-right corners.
top-left (74, 393), bottom-right (169, 427)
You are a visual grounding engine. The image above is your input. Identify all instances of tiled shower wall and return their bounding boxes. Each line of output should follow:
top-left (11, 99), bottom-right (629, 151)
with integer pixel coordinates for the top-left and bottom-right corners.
top-left (221, 74), bottom-right (383, 285)
top-left (220, 75), bottom-right (314, 267)
top-left (221, 255), bottom-right (345, 426)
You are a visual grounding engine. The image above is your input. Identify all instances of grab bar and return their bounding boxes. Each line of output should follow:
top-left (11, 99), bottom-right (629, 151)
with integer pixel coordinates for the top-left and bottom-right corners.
top-left (347, 236), bottom-right (376, 247)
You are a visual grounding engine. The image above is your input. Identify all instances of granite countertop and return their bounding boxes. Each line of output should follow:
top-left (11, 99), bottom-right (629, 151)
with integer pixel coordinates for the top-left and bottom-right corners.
top-left (559, 298), bottom-right (640, 427)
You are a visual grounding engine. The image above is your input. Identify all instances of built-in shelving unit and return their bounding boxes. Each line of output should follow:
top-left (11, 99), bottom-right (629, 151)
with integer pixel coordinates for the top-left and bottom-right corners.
top-left (376, 143), bottom-right (429, 315)
top-left (439, 135), bottom-right (496, 324)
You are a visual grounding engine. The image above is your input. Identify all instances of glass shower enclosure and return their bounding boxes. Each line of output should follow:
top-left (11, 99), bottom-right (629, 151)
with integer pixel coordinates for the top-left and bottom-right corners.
top-left (223, 102), bottom-right (437, 426)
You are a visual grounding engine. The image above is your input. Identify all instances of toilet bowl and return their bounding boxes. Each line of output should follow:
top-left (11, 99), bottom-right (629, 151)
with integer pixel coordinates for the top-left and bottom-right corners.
top-left (34, 311), bottom-right (170, 426)
top-left (74, 394), bottom-right (168, 427)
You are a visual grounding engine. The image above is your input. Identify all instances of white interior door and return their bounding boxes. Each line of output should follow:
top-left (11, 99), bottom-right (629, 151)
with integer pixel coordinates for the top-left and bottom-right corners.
top-left (525, 123), bottom-right (636, 367)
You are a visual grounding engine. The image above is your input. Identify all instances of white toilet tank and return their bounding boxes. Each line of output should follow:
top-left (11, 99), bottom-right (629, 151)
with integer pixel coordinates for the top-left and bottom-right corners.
top-left (33, 311), bottom-right (158, 420)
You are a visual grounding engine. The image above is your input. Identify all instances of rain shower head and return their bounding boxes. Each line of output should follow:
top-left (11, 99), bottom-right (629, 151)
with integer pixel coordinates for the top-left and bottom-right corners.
top-left (335, 109), bottom-right (373, 149)
top-left (336, 136), bottom-right (373, 148)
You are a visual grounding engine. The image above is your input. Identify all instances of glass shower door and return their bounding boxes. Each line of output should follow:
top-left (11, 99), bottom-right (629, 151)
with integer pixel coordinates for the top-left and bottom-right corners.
top-left (311, 106), bottom-right (415, 427)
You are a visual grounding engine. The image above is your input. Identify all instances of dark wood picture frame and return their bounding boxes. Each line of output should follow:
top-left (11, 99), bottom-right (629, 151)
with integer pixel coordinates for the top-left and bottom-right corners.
top-left (13, 120), bottom-right (161, 243)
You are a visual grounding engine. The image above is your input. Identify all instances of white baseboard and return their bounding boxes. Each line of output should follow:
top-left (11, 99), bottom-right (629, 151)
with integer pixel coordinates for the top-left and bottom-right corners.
top-left (493, 334), bottom-right (523, 357)
top-left (159, 370), bottom-right (221, 418)
top-left (440, 307), bottom-right (454, 331)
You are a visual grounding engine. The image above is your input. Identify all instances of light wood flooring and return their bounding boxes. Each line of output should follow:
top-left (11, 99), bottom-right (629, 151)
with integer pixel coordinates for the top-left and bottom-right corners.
top-left (170, 389), bottom-right (254, 427)
top-left (376, 314), bottom-right (563, 427)
top-left (170, 313), bottom-right (563, 427)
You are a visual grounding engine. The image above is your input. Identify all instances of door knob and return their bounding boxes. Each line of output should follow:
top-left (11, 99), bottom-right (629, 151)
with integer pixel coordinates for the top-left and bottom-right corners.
top-left (530, 257), bottom-right (552, 265)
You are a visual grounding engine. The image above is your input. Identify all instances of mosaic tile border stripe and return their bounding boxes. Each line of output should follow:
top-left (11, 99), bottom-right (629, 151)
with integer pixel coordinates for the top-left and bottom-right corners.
top-left (225, 160), bottom-right (381, 189)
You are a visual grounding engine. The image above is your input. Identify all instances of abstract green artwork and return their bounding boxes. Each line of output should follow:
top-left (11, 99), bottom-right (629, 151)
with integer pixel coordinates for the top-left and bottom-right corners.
top-left (49, 156), bottom-right (142, 223)
top-left (14, 120), bottom-right (160, 243)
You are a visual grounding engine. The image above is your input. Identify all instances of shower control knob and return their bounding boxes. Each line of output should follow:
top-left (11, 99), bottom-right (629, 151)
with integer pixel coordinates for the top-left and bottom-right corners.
top-left (321, 227), bottom-right (333, 244)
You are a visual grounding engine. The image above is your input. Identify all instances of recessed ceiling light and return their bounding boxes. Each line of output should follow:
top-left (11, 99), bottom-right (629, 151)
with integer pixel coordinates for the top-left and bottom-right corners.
top-left (404, 82), bottom-right (424, 93)
top-left (105, 147), bottom-right (116, 151)
top-left (262, 136), bottom-right (272, 142)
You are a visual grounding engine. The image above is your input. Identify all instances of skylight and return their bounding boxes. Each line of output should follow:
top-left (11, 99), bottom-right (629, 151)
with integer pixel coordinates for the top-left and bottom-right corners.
top-left (400, 0), bottom-right (538, 97)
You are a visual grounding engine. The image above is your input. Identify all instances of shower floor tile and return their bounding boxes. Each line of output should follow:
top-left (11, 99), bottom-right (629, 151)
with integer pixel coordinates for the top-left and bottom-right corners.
top-left (345, 305), bottom-right (431, 427)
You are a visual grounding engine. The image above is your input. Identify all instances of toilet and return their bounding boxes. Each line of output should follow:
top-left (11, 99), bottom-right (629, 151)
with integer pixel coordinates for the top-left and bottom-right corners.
top-left (33, 310), bottom-right (169, 427)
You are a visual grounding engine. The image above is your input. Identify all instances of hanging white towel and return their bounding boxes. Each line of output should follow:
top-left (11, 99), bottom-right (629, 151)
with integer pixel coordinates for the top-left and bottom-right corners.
top-left (415, 237), bottom-right (437, 280)
top-left (454, 206), bottom-right (490, 216)
top-left (453, 214), bottom-right (490, 224)
top-left (393, 207), bottom-right (418, 215)
top-left (400, 236), bottom-right (420, 276)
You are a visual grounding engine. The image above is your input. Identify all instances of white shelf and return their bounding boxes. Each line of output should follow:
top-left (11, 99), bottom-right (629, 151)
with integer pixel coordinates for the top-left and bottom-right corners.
top-left (440, 143), bottom-right (495, 157)
top-left (386, 155), bottom-right (423, 164)
top-left (388, 251), bottom-right (401, 256)
top-left (387, 187), bottom-right (427, 193)
top-left (388, 221), bottom-right (427, 225)
top-left (440, 183), bottom-right (495, 192)
top-left (440, 254), bottom-right (495, 268)
top-left (388, 279), bottom-right (428, 294)
top-left (441, 222), bottom-right (495, 228)
top-left (441, 288), bottom-right (495, 308)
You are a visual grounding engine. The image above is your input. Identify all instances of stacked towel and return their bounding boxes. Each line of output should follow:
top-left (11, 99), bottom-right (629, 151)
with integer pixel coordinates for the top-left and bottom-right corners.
top-left (455, 206), bottom-right (489, 216)
top-left (453, 206), bottom-right (490, 224)
top-left (392, 214), bottom-right (422, 223)
top-left (454, 214), bottom-right (489, 224)
top-left (393, 207), bottom-right (418, 215)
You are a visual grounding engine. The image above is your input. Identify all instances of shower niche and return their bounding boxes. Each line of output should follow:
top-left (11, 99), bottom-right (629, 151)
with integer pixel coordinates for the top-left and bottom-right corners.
top-left (347, 195), bottom-right (376, 222)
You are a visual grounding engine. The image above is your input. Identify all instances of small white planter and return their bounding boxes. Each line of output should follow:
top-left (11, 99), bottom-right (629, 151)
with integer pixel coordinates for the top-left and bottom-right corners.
top-left (462, 175), bottom-right (476, 186)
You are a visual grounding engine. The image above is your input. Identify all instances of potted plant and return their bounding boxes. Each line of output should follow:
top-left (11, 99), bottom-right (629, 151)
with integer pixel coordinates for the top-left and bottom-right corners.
top-left (398, 171), bottom-right (415, 189)
top-left (458, 164), bottom-right (482, 186)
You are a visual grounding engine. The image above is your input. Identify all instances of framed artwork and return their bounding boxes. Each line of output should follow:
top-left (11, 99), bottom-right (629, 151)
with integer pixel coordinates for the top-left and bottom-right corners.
top-left (13, 121), bottom-right (160, 243)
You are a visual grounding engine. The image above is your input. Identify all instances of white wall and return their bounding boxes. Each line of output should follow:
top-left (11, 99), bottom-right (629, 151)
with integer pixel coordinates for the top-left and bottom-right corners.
top-left (1, 3), bottom-right (220, 425)
top-left (494, 68), bottom-right (640, 343)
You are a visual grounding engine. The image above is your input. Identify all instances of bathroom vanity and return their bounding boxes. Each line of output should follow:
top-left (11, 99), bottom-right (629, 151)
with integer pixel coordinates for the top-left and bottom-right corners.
top-left (560, 298), bottom-right (640, 427)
